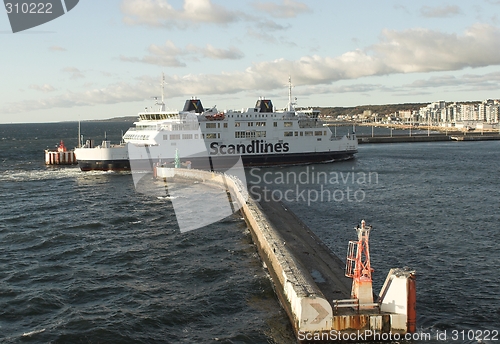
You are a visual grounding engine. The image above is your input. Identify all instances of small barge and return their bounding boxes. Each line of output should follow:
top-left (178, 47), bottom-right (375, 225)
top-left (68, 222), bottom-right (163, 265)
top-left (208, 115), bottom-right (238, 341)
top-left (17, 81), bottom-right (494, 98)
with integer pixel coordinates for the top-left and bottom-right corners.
top-left (44, 140), bottom-right (77, 165)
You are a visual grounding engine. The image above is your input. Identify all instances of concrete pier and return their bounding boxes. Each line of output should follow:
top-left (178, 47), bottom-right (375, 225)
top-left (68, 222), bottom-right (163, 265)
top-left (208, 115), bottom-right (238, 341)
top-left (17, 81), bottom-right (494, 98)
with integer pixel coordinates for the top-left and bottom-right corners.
top-left (247, 189), bottom-right (415, 340)
top-left (156, 167), bottom-right (416, 341)
top-left (358, 134), bottom-right (450, 144)
top-left (253, 190), bottom-right (352, 302)
top-left (358, 133), bottom-right (500, 144)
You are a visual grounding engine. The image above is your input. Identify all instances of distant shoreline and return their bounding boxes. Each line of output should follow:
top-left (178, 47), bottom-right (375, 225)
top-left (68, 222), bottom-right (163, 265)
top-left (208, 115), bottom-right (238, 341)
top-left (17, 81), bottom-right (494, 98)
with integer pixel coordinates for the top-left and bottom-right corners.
top-left (85, 116), bottom-right (137, 123)
top-left (0, 116), bottom-right (138, 125)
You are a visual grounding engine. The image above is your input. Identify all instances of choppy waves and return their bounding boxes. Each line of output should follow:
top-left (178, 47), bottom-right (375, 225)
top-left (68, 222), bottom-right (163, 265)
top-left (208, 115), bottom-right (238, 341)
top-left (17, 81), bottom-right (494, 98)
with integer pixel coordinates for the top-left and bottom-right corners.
top-left (0, 123), bottom-right (291, 343)
top-left (0, 169), bottom-right (290, 343)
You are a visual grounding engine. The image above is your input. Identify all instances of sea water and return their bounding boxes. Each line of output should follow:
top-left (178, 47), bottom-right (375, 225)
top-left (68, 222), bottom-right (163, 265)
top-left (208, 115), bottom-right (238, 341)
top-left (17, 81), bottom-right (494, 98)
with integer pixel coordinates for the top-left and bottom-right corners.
top-left (0, 122), bottom-right (498, 343)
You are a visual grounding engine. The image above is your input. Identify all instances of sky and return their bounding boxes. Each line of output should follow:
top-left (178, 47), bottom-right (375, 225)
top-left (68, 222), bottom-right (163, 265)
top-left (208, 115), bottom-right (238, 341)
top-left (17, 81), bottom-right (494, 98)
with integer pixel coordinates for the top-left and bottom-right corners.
top-left (1, 0), bottom-right (500, 123)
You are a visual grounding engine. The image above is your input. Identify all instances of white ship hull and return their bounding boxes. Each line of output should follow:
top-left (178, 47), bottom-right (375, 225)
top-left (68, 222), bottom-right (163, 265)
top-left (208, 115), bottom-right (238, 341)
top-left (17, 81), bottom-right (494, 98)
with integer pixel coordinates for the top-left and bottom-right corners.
top-left (75, 144), bottom-right (130, 171)
top-left (75, 139), bottom-right (356, 171)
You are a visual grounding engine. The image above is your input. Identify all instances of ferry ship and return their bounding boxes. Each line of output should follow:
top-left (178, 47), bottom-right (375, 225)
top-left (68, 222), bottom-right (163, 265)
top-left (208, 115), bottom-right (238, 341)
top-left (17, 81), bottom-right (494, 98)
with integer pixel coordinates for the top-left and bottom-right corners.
top-left (74, 79), bottom-right (358, 172)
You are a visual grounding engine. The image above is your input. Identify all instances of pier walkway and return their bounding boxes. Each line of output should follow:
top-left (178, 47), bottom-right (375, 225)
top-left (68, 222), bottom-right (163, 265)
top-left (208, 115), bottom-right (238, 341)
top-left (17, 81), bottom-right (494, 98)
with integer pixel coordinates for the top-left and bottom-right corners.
top-left (255, 193), bottom-right (352, 302)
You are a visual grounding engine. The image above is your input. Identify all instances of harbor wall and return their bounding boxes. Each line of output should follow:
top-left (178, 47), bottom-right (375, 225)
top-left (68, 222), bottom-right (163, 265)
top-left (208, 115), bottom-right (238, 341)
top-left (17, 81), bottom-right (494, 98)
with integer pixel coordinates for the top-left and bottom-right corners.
top-left (358, 135), bottom-right (450, 144)
top-left (358, 134), bottom-right (500, 144)
top-left (238, 191), bottom-right (333, 332)
top-left (157, 167), bottom-right (333, 332)
top-left (157, 167), bottom-right (416, 338)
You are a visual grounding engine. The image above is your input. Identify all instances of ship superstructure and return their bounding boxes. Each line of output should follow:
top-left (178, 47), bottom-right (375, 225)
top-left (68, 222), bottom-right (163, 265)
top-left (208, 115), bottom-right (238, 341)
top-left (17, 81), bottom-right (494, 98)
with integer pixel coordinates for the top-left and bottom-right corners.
top-left (75, 78), bottom-right (358, 171)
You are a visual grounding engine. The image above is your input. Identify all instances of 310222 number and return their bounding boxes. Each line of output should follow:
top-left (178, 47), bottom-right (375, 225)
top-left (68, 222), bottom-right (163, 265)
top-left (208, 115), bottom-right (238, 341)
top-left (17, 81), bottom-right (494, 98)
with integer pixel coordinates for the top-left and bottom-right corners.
top-left (451, 329), bottom-right (498, 341)
top-left (5, 2), bottom-right (53, 14)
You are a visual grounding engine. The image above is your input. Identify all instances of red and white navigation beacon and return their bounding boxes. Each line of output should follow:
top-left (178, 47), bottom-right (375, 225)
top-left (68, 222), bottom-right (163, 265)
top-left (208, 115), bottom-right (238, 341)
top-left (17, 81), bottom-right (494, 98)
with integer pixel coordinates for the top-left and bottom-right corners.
top-left (346, 220), bottom-right (376, 308)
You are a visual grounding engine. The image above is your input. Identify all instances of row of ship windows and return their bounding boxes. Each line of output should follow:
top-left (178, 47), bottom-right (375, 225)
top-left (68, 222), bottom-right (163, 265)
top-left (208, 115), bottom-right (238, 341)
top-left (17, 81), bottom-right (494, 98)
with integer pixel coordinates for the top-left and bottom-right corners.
top-left (206, 121), bottom-right (293, 129)
top-left (227, 113), bottom-right (278, 118)
top-left (284, 131), bottom-right (326, 137)
top-left (162, 133), bottom-right (222, 140)
top-left (164, 134), bottom-right (201, 140)
top-left (235, 130), bottom-right (324, 138)
top-left (206, 123), bottom-right (228, 129)
top-left (160, 130), bottom-right (327, 141)
top-left (124, 134), bottom-right (149, 140)
top-left (234, 121), bottom-right (268, 127)
top-left (235, 131), bottom-right (266, 138)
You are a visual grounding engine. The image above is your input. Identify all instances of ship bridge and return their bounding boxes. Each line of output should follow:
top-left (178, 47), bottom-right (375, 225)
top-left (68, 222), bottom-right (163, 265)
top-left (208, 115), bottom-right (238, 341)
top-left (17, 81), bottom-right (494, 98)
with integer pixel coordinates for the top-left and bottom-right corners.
top-left (138, 112), bottom-right (179, 121)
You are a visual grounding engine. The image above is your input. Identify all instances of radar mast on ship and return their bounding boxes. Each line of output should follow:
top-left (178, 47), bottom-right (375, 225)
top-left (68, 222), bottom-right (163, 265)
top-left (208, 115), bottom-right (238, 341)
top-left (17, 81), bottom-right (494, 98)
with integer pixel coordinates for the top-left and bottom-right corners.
top-left (152, 73), bottom-right (166, 112)
top-left (287, 76), bottom-right (297, 112)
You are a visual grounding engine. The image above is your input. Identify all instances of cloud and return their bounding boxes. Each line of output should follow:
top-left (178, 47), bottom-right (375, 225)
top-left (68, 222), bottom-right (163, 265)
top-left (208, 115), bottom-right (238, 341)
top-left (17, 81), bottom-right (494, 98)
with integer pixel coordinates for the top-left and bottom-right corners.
top-left (120, 55), bottom-right (185, 67)
top-left (49, 46), bottom-right (66, 52)
top-left (121, 0), bottom-right (239, 28)
top-left (121, 41), bottom-right (186, 67)
top-left (63, 67), bottom-right (85, 79)
top-left (6, 24), bottom-right (500, 114)
top-left (241, 24), bottom-right (500, 84)
top-left (251, 0), bottom-right (311, 18)
top-left (28, 84), bottom-right (56, 92)
top-left (121, 40), bottom-right (244, 66)
top-left (295, 83), bottom-right (389, 97)
top-left (0, 68), bottom-right (387, 115)
top-left (246, 28), bottom-right (279, 44)
top-left (404, 72), bottom-right (500, 90)
top-left (196, 44), bottom-right (244, 60)
top-left (120, 0), bottom-right (300, 47)
top-left (3, 80), bottom-right (156, 114)
top-left (371, 24), bottom-right (500, 73)
top-left (420, 5), bottom-right (462, 18)
top-left (257, 19), bottom-right (290, 31)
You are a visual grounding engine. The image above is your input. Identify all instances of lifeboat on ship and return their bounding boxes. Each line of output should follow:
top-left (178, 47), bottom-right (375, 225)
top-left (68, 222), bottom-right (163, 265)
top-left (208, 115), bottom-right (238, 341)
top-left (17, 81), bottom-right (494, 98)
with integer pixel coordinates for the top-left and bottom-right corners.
top-left (205, 112), bottom-right (225, 120)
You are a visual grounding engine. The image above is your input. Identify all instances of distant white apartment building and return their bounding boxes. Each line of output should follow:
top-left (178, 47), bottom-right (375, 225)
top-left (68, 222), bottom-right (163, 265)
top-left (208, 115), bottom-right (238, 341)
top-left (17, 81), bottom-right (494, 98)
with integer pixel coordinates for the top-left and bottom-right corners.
top-left (415, 99), bottom-right (499, 125)
top-left (486, 106), bottom-right (499, 123)
top-left (418, 101), bottom-right (445, 124)
top-left (481, 99), bottom-right (500, 123)
top-left (442, 103), bottom-right (458, 123)
top-left (398, 110), bottom-right (416, 124)
top-left (459, 104), bottom-right (477, 121)
top-left (399, 110), bottom-right (411, 118)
